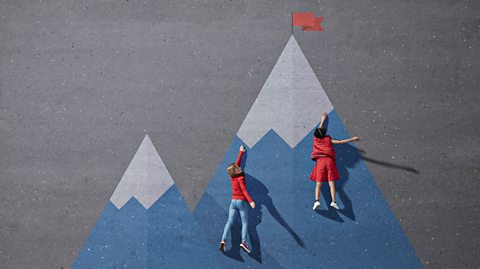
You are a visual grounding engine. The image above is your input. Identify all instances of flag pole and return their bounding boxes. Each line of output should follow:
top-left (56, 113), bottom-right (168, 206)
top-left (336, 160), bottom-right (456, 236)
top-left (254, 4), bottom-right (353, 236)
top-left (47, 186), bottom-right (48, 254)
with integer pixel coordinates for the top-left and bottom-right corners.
top-left (291, 12), bottom-right (293, 35)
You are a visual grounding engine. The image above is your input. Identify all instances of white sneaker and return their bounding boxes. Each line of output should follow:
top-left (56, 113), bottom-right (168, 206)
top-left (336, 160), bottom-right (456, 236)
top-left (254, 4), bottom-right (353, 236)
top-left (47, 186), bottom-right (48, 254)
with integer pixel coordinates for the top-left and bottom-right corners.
top-left (330, 202), bottom-right (339, 210)
top-left (312, 201), bottom-right (320, 210)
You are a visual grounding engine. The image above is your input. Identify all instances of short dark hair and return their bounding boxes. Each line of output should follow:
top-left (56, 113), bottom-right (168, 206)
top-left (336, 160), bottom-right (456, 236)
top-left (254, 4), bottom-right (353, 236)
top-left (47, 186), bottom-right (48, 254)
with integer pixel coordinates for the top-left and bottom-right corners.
top-left (314, 127), bottom-right (326, 139)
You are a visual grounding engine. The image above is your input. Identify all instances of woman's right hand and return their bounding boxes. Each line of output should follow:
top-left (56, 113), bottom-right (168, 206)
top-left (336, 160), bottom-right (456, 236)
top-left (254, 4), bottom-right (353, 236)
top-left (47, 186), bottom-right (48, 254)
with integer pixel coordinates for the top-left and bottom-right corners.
top-left (240, 145), bottom-right (246, 152)
top-left (250, 202), bottom-right (256, 209)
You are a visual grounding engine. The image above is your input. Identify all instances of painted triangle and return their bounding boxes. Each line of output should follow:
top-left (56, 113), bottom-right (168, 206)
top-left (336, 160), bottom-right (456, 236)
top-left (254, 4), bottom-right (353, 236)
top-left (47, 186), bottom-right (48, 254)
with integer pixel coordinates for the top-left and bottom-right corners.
top-left (237, 35), bottom-right (333, 148)
top-left (194, 35), bottom-right (422, 268)
top-left (110, 134), bottom-right (174, 209)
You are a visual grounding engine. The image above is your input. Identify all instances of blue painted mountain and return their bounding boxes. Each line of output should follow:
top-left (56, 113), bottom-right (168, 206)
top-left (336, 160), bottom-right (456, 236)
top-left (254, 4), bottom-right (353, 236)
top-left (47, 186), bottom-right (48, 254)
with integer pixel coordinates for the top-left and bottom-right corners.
top-left (73, 186), bottom-right (223, 269)
top-left (194, 110), bottom-right (423, 268)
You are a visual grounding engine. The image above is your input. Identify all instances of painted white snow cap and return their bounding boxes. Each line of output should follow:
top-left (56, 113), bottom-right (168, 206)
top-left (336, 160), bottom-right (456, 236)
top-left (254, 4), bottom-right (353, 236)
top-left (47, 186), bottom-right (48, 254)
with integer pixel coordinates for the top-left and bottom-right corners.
top-left (237, 35), bottom-right (333, 148)
top-left (110, 134), bottom-right (174, 209)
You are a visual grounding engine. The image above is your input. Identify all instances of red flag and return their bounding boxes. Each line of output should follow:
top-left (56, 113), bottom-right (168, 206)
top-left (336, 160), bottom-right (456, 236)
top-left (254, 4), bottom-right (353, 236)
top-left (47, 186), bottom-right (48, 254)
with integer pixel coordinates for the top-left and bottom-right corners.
top-left (292, 12), bottom-right (315, 27)
top-left (292, 12), bottom-right (324, 32)
top-left (302, 17), bottom-right (324, 32)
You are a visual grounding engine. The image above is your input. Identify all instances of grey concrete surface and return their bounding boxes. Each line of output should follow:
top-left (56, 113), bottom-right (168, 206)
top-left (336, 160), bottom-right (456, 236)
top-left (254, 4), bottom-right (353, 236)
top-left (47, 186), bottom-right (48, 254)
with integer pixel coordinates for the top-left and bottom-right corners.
top-left (0, 0), bottom-right (478, 268)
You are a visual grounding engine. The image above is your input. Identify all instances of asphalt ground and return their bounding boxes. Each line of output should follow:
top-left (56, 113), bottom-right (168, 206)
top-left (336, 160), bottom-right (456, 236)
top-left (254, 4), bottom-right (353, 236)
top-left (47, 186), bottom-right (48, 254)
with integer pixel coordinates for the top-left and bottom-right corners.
top-left (0, 0), bottom-right (479, 268)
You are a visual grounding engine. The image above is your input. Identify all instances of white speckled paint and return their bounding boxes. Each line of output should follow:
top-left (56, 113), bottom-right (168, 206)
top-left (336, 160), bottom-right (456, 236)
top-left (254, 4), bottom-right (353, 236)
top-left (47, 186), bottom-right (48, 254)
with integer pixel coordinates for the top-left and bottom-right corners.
top-left (237, 35), bottom-right (333, 148)
top-left (110, 134), bottom-right (174, 209)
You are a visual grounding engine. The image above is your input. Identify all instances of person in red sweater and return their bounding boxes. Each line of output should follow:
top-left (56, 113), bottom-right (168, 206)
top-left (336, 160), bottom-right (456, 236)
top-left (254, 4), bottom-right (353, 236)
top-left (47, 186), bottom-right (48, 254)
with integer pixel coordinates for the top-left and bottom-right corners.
top-left (311, 112), bottom-right (360, 210)
top-left (219, 145), bottom-right (256, 254)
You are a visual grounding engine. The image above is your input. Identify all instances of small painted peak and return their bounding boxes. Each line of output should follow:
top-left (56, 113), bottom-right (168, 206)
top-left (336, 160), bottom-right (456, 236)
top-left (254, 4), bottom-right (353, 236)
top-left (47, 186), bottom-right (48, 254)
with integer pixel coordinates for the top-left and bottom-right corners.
top-left (110, 134), bottom-right (174, 209)
top-left (237, 35), bottom-right (333, 148)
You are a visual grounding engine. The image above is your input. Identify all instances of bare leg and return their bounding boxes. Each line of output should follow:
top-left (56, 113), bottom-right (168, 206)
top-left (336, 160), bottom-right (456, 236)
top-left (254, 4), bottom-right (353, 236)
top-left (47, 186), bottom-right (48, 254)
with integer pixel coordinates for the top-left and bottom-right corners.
top-left (328, 180), bottom-right (336, 202)
top-left (315, 182), bottom-right (322, 201)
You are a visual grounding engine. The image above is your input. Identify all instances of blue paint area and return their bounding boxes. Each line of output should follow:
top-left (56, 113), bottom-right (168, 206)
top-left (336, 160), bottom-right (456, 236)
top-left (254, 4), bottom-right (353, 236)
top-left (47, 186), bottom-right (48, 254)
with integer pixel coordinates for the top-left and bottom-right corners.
top-left (194, 110), bottom-right (423, 268)
top-left (73, 186), bottom-right (222, 269)
top-left (72, 198), bottom-right (148, 269)
top-left (194, 193), bottom-right (286, 268)
top-left (73, 110), bottom-right (422, 268)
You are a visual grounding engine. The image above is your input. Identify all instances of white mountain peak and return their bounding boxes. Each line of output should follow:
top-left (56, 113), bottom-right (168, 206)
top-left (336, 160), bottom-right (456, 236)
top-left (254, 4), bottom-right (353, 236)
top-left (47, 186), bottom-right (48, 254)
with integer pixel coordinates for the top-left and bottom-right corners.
top-left (109, 134), bottom-right (174, 209)
top-left (237, 35), bottom-right (333, 148)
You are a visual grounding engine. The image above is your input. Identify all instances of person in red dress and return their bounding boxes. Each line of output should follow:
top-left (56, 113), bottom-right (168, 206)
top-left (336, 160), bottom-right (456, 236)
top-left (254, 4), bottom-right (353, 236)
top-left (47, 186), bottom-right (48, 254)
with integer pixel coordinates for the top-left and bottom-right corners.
top-left (219, 145), bottom-right (256, 254)
top-left (311, 112), bottom-right (360, 210)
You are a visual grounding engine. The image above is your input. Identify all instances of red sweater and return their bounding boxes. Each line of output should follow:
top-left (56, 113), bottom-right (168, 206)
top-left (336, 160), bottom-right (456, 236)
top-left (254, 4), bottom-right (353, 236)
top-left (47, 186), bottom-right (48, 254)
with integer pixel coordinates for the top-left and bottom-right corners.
top-left (311, 135), bottom-right (336, 160)
top-left (230, 150), bottom-right (253, 203)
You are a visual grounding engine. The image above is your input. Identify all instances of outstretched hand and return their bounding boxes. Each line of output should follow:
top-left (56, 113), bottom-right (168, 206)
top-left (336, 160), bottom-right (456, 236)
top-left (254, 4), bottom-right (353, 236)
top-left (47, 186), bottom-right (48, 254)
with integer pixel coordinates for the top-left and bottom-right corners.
top-left (321, 112), bottom-right (328, 119)
top-left (351, 136), bottom-right (361, 141)
top-left (240, 145), bottom-right (246, 152)
top-left (250, 202), bottom-right (256, 209)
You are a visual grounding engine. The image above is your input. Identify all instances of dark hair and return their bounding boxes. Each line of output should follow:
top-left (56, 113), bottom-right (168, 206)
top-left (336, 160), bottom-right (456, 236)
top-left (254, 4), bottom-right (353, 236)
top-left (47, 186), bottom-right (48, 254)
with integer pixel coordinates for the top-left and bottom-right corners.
top-left (314, 127), bottom-right (326, 139)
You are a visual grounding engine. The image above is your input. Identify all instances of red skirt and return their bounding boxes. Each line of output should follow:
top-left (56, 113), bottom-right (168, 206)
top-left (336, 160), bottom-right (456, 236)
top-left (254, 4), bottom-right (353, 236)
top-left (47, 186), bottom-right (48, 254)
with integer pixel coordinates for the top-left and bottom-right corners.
top-left (310, 157), bottom-right (340, 182)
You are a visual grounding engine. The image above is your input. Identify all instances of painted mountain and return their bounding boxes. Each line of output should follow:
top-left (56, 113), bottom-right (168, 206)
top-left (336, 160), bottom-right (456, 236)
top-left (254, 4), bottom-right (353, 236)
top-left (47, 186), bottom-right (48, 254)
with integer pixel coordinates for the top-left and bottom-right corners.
top-left (193, 35), bottom-right (423, 268)
top-left (72, 35), bottom-right (423, 268)
top-left (72, 135), bottom-right (222, 269)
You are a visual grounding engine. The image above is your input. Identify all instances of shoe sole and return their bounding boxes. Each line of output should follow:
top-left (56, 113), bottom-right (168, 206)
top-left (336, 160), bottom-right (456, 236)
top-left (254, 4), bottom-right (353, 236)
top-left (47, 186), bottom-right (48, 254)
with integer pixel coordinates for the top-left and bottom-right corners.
top-left (330, 204), bottom-right (339, 210)
top-left (240, 244), bottom-right (251, 254)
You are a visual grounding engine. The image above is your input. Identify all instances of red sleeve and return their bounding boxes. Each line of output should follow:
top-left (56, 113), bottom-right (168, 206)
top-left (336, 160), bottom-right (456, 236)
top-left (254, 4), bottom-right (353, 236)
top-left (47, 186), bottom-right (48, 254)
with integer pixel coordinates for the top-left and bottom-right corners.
top-left (238, 177), bottom-right (253, 203)
top-left (235, 150), bottom-right (244, 166)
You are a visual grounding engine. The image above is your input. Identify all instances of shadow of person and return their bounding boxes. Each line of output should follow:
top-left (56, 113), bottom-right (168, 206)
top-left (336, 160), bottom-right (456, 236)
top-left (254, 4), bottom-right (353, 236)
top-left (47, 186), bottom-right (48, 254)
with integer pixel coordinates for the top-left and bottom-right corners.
top-left (332, 144), bottom-right (420, 221)
top-left (196, 192), bottom-right (281, 265)
top-left (311, 117), bottom-right (419, 222)
top-left (332, 143), bottom-right (361, 221)
top-left (356, 148), bottom-right (420, 174)
top-left (314, 196), bottom-right (345, 223)
top-left (245, 173), bottom-right (305, 263)
top-left (194, 193), bottom-right (244, 262)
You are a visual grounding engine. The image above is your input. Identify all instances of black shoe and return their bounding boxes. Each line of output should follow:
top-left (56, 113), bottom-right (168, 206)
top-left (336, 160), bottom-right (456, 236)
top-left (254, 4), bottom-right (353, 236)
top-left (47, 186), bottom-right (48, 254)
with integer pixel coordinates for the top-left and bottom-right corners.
top-left (219, 241), bottom-right (225, 252)
top-left (240, 242), bottom-right (251, 254)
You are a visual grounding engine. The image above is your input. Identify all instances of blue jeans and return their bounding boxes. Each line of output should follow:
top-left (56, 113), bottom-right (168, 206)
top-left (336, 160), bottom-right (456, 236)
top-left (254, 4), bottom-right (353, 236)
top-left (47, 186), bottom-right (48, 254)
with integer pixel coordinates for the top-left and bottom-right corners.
top-left (221, 199), bottom-right (249, 243)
